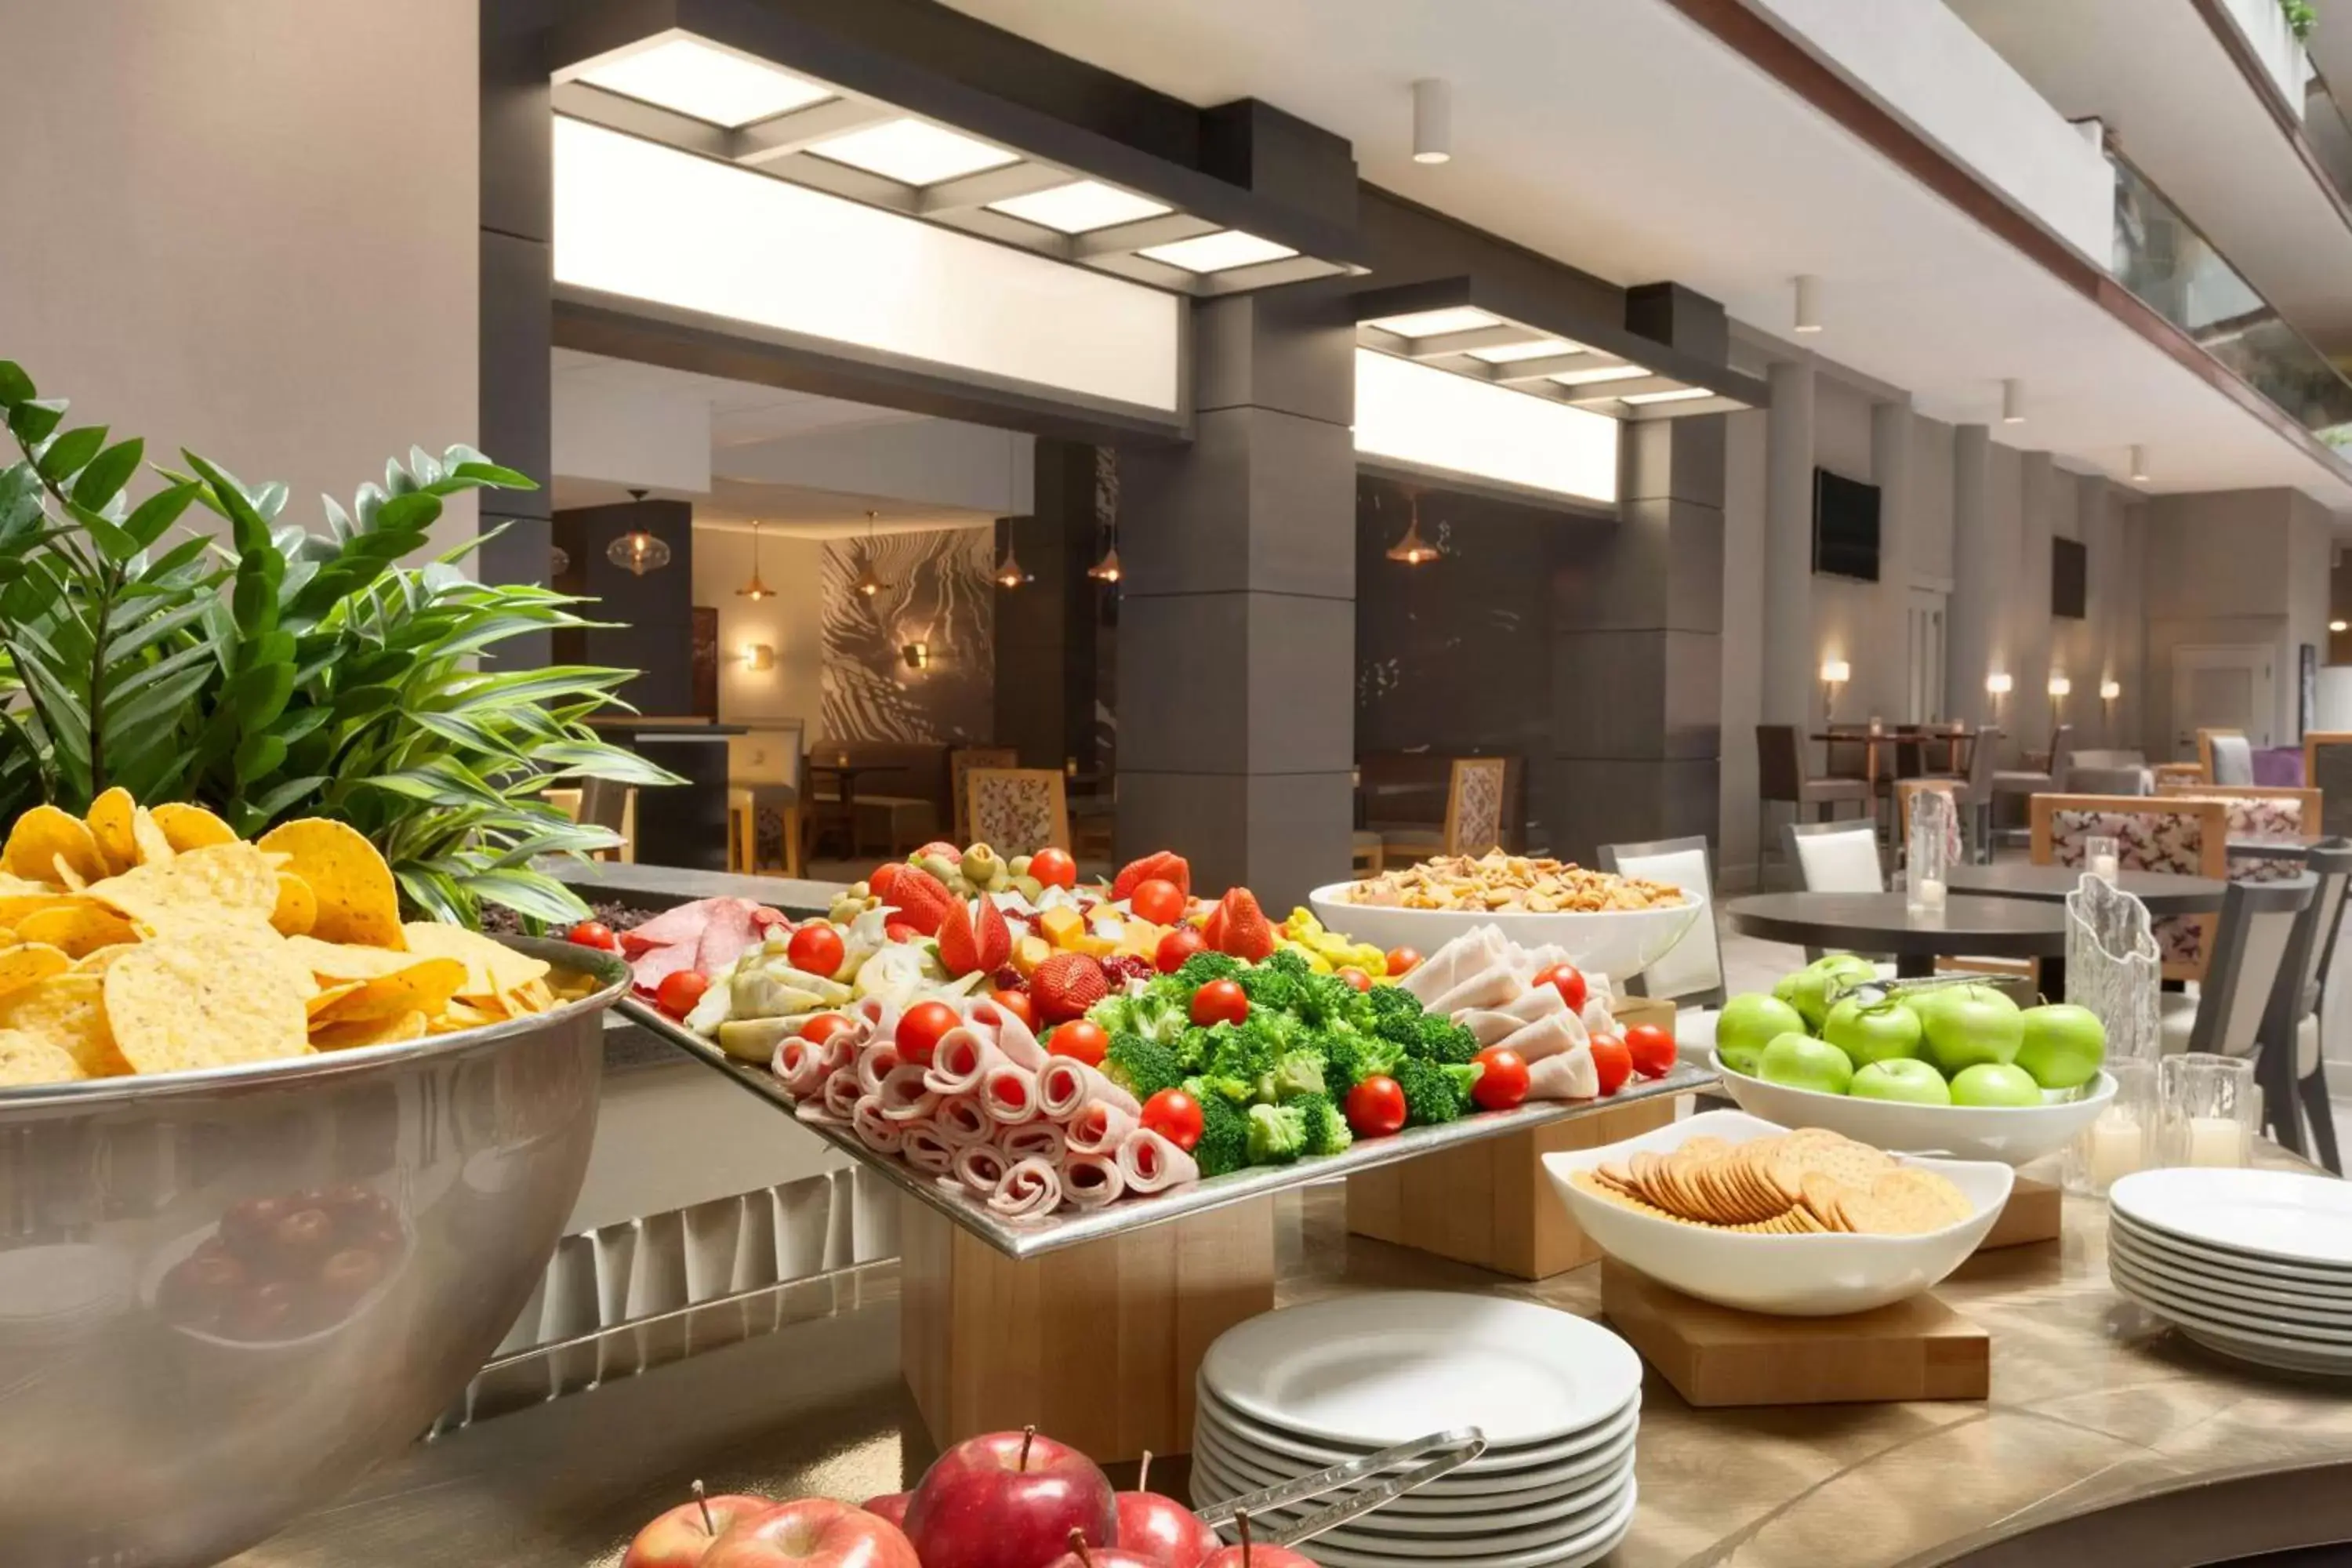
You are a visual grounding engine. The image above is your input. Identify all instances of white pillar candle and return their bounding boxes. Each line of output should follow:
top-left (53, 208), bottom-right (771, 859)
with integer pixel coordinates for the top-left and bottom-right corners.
top-left (2087, 1116), bottom-right (2147, 1187)
top-left (1915, 877), bottom-right (1946, 909)
top-left (2089, 853), bottom-right (2120, 881)
top-left (2183, 1114), bottom-right (2245, 1167)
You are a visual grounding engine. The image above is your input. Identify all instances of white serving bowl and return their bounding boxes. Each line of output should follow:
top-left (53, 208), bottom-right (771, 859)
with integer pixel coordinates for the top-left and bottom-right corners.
top-left (1307, 884), bottom-right (1701, 980)
top-left (1544, 1109), bottom-right (2013, 1316)
top-left (1711, 1054), bottom-right (2116, 1167)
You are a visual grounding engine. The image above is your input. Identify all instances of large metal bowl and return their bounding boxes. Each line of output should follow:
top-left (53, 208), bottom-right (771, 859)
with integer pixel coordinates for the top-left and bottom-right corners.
top-left (0, 935), bottom-right (626, 1566)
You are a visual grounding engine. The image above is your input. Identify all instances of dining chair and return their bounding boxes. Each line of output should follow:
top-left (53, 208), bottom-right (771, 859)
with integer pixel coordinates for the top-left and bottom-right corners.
top-left (2157, 784), bottom-right (2318, 885)
top-left (2259, 840), bottom-right (2351, 1172)
top-left (2198, 728), bottom-right (2255, 788)
top-left (1756, 725), bottom-right (1873, 877)
top-left (728, 724), bottom-right (806, 878)
top-left (1598, 837), bottom-right (1725, 1010)
top-left (1780, 820), bottom-right (1886, 964)
top-left (2304, 732), bottom-right (2352, 838)
top-left (2163, 880), bottom-right (2315, 1147)
top-left (1380, 756), bottom-right (1510, 863)
top-left (1990, 724), bottom-right (2074, 847)
top-left (2152, 761), bottom-right (2207, 789)
top-left (1351, 832), bottom-right (1386, 878)
top-left (949, 746), bottom-right (1018, 843)
top-left (965, 767), bottom-right (1072, 855)
top-left (2031, 793), bottom-right (2228, 981)
top-left (576, 777), bottom-right (640, 864)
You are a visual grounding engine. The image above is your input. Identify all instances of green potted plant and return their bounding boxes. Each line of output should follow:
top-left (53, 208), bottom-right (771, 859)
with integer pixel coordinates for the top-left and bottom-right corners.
top-left (0, 358), bottom-right (677, 927)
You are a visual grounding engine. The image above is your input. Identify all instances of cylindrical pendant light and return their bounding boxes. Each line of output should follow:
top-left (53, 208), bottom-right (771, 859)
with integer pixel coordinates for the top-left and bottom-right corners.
top-left (2129, 444), bottom-right (2150, 482)
top-left (2001, 378), bottom-right (2026, 425)
top-left (1792, 274), bottom-right (1823, 334)
top-left (1412, 79), bottom-right (1452, 165)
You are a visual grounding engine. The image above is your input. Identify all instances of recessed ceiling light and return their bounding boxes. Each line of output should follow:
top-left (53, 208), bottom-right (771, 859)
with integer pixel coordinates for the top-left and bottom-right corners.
top-left (578, 38), bottom-right (833, 129)
top-left (1467, 337), bottom-right (1584, 364)
top-left (1548, 364), bottom-right (1649, 387)
top-left (2002, 377), bottom-right (2026, 424)
top-left (1621, 387), bottom-right (1714, 405)
top-left (810, 118), bottom-right (1020, 186)
top-left (1135, 230), bottom-right (1299, 274)
top-left (1363, 306), bottom-right (1503, 337)
top-left (986, 180), bottom-right (1172, 234)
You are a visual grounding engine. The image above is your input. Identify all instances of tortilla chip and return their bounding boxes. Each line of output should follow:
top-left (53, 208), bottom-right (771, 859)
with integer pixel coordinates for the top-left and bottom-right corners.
top-left (129, 808), bottom-right (176, 867)
top-left (3, 806), bottom-right (106, 887)
top-left (0, 1029), bottom-right (88, 1087)
top-left (0, 942), bottom-right (72, 1004)
top-left (307, 957), bottom-right (466, 1026)
top-left (149, 801), bottom-right (238, 853)
top-left (51, 855), bottom-right (85, 891)
top-left (85, 787), bottom-right (138, 875)
top-left (104, 935), bottom-right (310, 1074)
top-left (73, 944), bottom-right (136, 974)
top-left (306, 981), bottom-right (364, 1018)
top-left (15, 902), bottom-right (138, 959)
top-left (285, 935), bottom-right (427, 982)
top-left (311, 1009), bottom-right (429, 1051)
top-left (87, 843), bottom-right (281, 935)
top-left (271, 872), bottom-right (318, 937)
top-left (427, 998), bottom-right (499, 1033)
top-left (0, 975), bottom-right (126, 1077)
top-left (255, 819), bottom-right (404, 948)
top-left (398, 921), bottom-right (550, 999)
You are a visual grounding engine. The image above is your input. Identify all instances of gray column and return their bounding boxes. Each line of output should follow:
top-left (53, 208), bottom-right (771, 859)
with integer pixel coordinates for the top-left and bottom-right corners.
top-left (1762, 361), bottom-right (1817, 729)
top-left (1116, 290), bottom-right (1355, 909)
top-left (480, 0), bottom-right (554, 666)
top-left (994, 440), bottom-right (1098, 772)
top-left (2016, 451), bottom-right (2056, 754)
top-left (1947, 424), bottom-right (1994, 729)
top-left (1870, 397), bottom-right (1915, 720)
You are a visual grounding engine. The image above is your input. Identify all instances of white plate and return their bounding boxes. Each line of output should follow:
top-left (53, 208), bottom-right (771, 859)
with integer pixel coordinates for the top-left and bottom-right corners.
top-left (1279, 1483), bottom-right (1639, 1568)
top-left (2110, 1229), bottom-right (2352, 1320)
top-left (1192, 1415), bottom-right (1636, 1530)
top-left (1195, 1395), bottom-right (1638, 1504)
top-left (1307, 885), bottom-right (1700, 982)
top-left (1711, 1055), bottom-right (2116, 1167)
top-left (2110, 1167), bottom-right (2352, 1269)
top-left (1544, 1109), bottom-right (2013, 1316)
top-left (1200, 1291), bottom-right (1642, 1449)
top-left (2109, 1210), bottom-right (2352, 1289)
top-left (2114, 1273), bottom-right (2352, 1377)
top-left (1196, 1377), bottom-right (1640, 1477)
top-left (2110, 1254), bottom-right (2352, 1348)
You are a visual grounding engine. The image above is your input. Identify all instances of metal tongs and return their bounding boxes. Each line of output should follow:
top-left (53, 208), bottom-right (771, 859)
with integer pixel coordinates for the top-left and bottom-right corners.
top-left (1192, 1427), bottom-right (1489, 1548)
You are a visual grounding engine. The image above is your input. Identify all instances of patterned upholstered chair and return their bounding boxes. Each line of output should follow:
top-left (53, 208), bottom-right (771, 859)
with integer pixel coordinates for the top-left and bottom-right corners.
top-left (1380, 756), bottom-right (1510, 862)
top-left (2031, 794), bottom-right (2227, 980)
top-left (949, 746), bottom-right (1018, 843)
top-left (2156, 786), bottom-right (2318, 884)
top-left (965, 768), bottom-right (1072, 855)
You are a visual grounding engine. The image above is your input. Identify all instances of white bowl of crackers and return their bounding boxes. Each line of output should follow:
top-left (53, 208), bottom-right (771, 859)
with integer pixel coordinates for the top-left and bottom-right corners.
top-left (1544, 1110), bottom-right (2013, 1316)
top-left (1309, 854), bottom-right (1700, 980)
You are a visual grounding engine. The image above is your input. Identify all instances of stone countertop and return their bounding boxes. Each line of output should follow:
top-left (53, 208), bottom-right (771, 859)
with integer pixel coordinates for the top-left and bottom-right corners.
top-left (550, 855), bottom-right (848, 917)
top-left (227, 1157), bottom-right (2352, 1568)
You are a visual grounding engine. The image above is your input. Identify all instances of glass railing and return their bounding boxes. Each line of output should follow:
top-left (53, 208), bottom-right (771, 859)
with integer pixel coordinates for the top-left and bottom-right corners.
top-left (2111, 149), bottom-right (2352, 450)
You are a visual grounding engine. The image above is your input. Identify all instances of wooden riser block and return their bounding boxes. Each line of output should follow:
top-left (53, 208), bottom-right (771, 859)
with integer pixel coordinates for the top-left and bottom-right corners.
top-left (1347, 1095), bottom-right (1681, 1279)
top-left (1599, 1260), bottom-right (1989, 1407)
top-left (1973, 1174), bottom-right (2061, 1251)
top-left (898, 1195), bottom-right (1274, 1463)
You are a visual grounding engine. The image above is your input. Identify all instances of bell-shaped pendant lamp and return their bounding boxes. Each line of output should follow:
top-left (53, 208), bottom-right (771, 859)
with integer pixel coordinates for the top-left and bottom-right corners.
top-left (851, 510), bottom-right (890, 599)
top-left (735, 519), bottom-right (776, 600)
top-left (1385, 492), bottom-right (1441, 566)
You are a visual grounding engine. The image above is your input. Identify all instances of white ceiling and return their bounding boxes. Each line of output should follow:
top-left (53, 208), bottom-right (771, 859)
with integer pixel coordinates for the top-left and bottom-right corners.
top-left (946, 0), bottom-right (2352, 510)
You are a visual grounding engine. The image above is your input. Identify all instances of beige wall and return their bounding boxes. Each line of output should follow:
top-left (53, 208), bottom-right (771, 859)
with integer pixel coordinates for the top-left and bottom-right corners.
top-left (2140, 488), bottom-right (2327, 754)
top-left (693, 527), bottom-right (828, 728)
top-left (0, 1), bottom-right (480, 552)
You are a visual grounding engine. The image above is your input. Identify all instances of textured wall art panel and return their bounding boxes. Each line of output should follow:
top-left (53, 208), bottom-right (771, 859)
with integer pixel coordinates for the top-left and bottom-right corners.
top-left (820, 526), bottom-right (996, 744)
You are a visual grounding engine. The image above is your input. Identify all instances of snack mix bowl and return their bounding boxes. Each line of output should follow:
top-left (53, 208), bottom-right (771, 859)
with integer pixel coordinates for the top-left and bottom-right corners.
top-left (0, 935), bottom-right (627, 1568)
top-left (1711, 1054), bottom-right (2119, 1167)
top-left (1308, 884), bottom-right (1703, 981)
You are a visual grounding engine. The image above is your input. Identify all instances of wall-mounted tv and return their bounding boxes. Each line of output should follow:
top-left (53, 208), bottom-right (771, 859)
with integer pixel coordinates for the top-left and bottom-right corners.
top-left (2052, 536), bottom-right (2086, 619)
top-left (1812, 468), bottom-right (1880, 582)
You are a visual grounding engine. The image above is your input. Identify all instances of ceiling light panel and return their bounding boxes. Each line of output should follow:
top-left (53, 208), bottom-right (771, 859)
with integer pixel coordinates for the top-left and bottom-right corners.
top-left (1354, 350), bottom-right (1617, 503)
top-left (1467, 337), bottom-right (1584, 364)
top-left (1620, 387), bottom-right (1713, 405)
top-left (810, 119), bottom-right (1020, 186)
top-left (1136, 230), bottom-right (1299, 274)
top-left (987, 180), bottom-right (1172, 234)
top-left (577, 37), bottom-right (834, 128)
top-left (1548, 364), bottom-right (1650, 387)
top-left (1364, 307), bottom-right (1504, 338)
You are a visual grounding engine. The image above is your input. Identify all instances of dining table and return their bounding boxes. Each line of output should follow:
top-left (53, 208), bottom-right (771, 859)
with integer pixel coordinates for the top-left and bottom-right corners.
top-left (1941, 862), bottom-right (2227, 916)
top-left (1722, 890), bottom-right (2069, 978)
top-left (2226, 833), bottom-right (2326, 861)
top-left (804, 760), bottom-right (902, 857)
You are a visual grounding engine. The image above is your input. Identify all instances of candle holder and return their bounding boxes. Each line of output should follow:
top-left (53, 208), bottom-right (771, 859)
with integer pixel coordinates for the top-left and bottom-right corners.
top-left (2064, 1058), bottom-right (2157, 1196)
top-left (1905, 788), bottom-right (1955, 915)
top-left (2063, 874), bottom-right (2158, 1062)
top-left (2085, 834), bottom-right (2120, 884)
top-left (2159, 1054), bottom-right (2257, 1170)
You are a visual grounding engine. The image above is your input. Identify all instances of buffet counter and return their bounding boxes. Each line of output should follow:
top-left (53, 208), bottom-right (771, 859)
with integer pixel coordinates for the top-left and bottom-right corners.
top-left (226, 1154), bottom-right (2352, 1568)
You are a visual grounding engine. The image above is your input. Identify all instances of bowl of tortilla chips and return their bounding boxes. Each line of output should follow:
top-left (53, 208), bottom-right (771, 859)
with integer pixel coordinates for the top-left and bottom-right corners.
top-left (0, 790), bottom-right (626, 1567)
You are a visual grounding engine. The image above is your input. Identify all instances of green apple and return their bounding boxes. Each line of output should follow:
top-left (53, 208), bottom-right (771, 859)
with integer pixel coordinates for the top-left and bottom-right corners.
top-left (1851, 1058), bottom-right (1953, 1105)
top-left (2016, 1004), bottom-right (2107, 1091)
top-left (1905, 983), bottom-right (2024, 1076)
top-left (1758, 1031), bottom-right (1855, 1095)
top-left (1773, 954), bottom-right (1876, 1032)
top-left (1949, 1062), bottom-right (2042, 1108)
top-left (1824, 994), bottom-right (1926, 1067)
top-left (1716, 993), bottom-right (1807, 1076)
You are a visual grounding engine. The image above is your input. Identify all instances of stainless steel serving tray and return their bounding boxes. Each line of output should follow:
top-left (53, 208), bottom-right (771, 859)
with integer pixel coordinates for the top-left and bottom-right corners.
top-left (619, 996), bottom-right (1713, 1260)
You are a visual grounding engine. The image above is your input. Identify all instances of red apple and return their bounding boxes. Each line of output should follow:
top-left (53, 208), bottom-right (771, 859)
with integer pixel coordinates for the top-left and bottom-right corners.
top-left (703, 1497), bottom-right (920, 1568)
top-left (1044, 1526), bottom-right (1161, 1568)
top-left (625, 1483), bottom-right (777, 1568)
top-left (903, 1427), bottom-right (1120, 1568)
top-left (1198, 1512), bottom-right (1315, 1568)
top-left (861, 1494), bottom-right (911, 1529)
top-left (1117, 1454), bottom-right (1218, 1568)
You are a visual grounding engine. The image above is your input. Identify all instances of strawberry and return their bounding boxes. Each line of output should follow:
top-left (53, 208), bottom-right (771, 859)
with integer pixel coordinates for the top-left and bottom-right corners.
top-left (936, 895), bottom-right (1012, 978)
top-left (1030, 951), bottom-right (1109, 1023)
top-left (972, 895), bottom-right (1011, 973)
top-left (1207, 887), bottom-right (1276, 961)
top-left (1112, 851), bottom-right (1191, 902)
top-left (887, 866), bottom-right (956, 937)
top-left (869, 862), bottom-right (904, 902)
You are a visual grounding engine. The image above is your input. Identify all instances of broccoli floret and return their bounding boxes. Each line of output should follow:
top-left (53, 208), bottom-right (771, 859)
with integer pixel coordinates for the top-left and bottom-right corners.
top-left (1089, 987), bottom-right (1189, 1044)
top-left (1292, 1091), bottom-right (1354, 1157)
top-left (1236, 961), bottom-right (1301, 1014)
top-left (1245, 1102), bottom-right (1309, 1164)
top-left (1267, 1047), bottom-right (1327, 1102)
top-left (1193, 1091), bottom-right (1252, 1178)
top-left (1261, 946), bottom-right (1314, 980)
top-left (1174, 950), bottom-right (1246, 990)
top-left (1201, 1018), bottom-right (1281, 1091)
top-left (1103, 1033), bottom-right (1185, 1100)
top-left (1395, 1055), bottom-right (1482, 1127)
top-left (1367, 983), bottom-right (1425, 1024)
top-left (1375, 1007), bottom-right (1481, 1065)
top-left (1294, 970), bottom-right (1374, 1031)
top-left (1323, 1029), bottom-right (1406, 1090)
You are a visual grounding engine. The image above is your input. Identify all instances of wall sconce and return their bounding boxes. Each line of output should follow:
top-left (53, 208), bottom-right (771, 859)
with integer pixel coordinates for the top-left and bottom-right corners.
top-left (1986, 671), bottom-right (2012, 719)
top-left (902, 641), bottom-right (930, 670)
top-left (1820, 658), bottom-right (1849, 721)
top-left (742, 643), bottom-right (775, 671)
top-left (2100, 677), bottom-right (2121, 722)
top-left (2333, 619), bottom-right (2348, 634)
top-left (2048, 673), bottom-right (2070, 720)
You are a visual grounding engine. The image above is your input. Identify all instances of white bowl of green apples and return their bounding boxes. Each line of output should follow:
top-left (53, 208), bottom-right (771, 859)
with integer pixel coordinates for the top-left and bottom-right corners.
top-left (1708, 956), bottom-right (2116, 1167)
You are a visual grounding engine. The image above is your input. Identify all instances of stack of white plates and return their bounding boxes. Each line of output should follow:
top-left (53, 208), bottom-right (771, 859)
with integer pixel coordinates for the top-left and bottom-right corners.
top-left (1190, 1292), bottom-right (1642, 1568)
top-left (2107, 1167), bottom-right (2352, 1376)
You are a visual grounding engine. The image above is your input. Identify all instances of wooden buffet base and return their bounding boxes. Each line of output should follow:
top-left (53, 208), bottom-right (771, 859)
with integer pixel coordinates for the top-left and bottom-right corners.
top-left (1599, 1259), bottom-right (1989, 1406)
top-left (898, 1192), bottom-right (1275, 1461)
top-left (1976, 1174), bottom-right (2062, 1250)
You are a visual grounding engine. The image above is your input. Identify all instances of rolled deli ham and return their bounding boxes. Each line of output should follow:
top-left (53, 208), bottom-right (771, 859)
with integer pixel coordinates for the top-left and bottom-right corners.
top-left (987, 1157), bottom-right (1063, 1220)
top-left (1065, 1099), bottom-right (1138, 1156)
top-left (1117, 1127), bottom-right (1200, 1193)
top-left (1038, 1058), bottom-right (1139, 1121)
top-left (981, 1062), bottom-right (1040, 1123)
top-left (971, 999), bottom-right (1047, 1069)
top-left (1000, 1121), bottom-right (1068, 1165)
top-left (855, 1041), bottom-right (902, 1097)
top-left (776, 1036), bottom-right (831, 1098)
top-left (1526, 1044), bottom-right (1600, 1101)
top-left (933, 1094), bottom-right (993, 1145)
top-left (952, 1142), bottom-right (1009, 1197)
top-left (876, 1063), bottom-right (939, 1123)
top-left (1492, 1007), bottom-right (1588, 1064)
top-left (851, 1095), bottom-right (904, 1156)
top-left (1062, 1152), bottom-right (1126, 1210)
top-left (923, 1027), bottom-right (1004, 1097)
top-left (898, 1127), bottom-right (957, 1175)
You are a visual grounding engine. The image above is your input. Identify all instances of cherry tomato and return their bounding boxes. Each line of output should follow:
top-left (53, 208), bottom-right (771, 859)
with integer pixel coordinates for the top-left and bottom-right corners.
top-left (1335, 966), bottom-right (1372, 993)
top-left (1588, 1033), bottom-right (1632, 1097)
top-left (1472, 1047), bottom-right (1530, 1112)
top-left (1029, 847), bottom-right (1078, 891)
top-left (1345, 1075), bottom-right (1408, 1139)
top-left (895, 1000), bottom-right (960, 1067)
top-left (787, 923), bottom-right (847, 979)
top-left (1155, 926), bottom-right (1206, 974)
top-left (1048, 1018), bottom-right (1109, 1067)
top-left (800, 1012), bottom-right (855, 1046)
top-left (655, 970), bottom-right (710, 1018)
top-left (989, 989), bottom-right (1036, 1029)
top-left (1190, 978), bottom-right (1250, 1027)
top-left (1129, 877), bottom-right (1185, 925)
top-left (1534, 962), bottom-right (1588, 1012)
top-left (1139, 1088), bottom-right (1205, 1152)
top-left (1385, 946), bottom-right (1421, 978)
top-left (1623, 1022), bottom-right (1676, 1080)
top-left (565, 920), bottom-right (620, 953)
